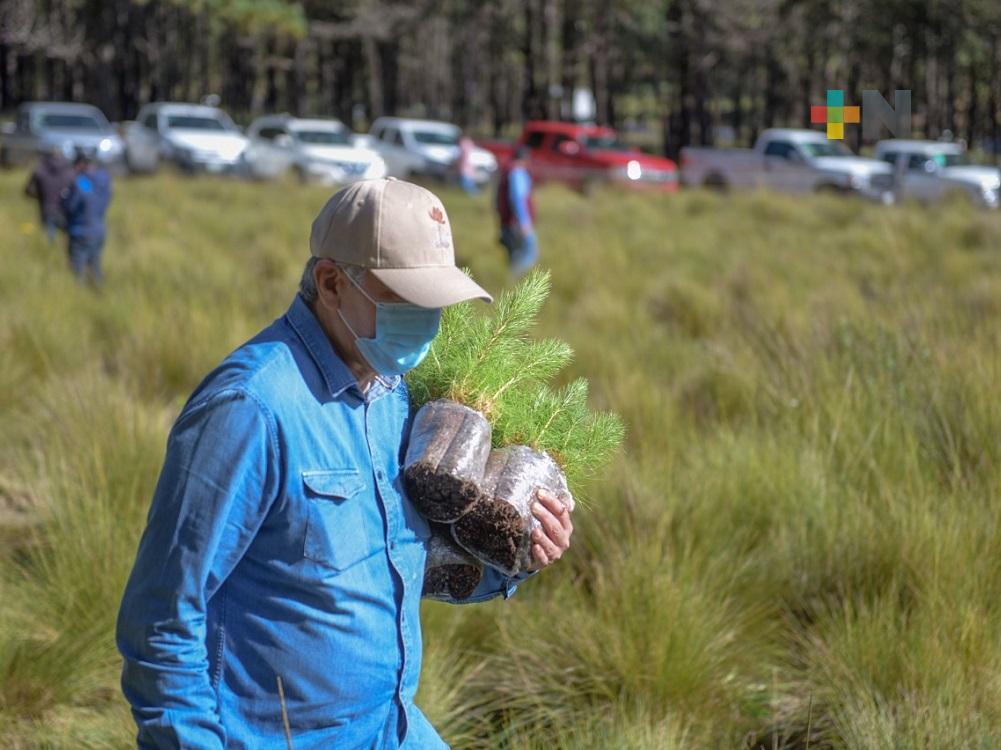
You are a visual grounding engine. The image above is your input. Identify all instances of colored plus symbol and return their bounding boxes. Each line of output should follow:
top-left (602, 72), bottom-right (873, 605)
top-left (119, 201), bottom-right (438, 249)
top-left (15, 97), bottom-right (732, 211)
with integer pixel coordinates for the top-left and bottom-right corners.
top-left (811, 90), bottom-right (861, 139)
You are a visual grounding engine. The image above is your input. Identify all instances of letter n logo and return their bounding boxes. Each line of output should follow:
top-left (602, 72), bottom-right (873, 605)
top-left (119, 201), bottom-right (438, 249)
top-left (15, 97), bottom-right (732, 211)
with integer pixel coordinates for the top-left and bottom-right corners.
top-left (862, 90), bottom-right (912, 139)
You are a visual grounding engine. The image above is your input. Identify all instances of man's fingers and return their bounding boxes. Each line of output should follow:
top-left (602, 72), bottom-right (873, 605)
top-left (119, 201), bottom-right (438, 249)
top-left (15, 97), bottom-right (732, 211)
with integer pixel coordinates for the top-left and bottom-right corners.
top-left (532, 500), bottom-right (570, 548)
top-left (532, 527), bottom-right (562, 562)
top-left (532, 543), bottom-right (550, 568)
top-left (536, 489), bottom-right (572, 520)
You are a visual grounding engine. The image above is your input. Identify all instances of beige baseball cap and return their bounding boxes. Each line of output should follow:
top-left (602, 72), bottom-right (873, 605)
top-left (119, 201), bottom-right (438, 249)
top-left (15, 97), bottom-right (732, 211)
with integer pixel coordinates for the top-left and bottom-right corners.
top-left (309, 177), bottom-right (492, 307)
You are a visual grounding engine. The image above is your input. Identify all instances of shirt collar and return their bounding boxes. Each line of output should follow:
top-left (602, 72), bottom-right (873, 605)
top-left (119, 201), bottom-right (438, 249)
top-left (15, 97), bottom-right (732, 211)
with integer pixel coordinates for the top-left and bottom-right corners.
top-left (285, 295), bottom-right (357, 399)
top-left (284, 295), bottom-right (403, 401)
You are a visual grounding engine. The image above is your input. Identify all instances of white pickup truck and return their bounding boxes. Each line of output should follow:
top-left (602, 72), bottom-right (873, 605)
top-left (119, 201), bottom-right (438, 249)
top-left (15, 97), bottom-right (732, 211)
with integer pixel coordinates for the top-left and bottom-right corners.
top-left (681, 128), bottom-right (894, 202)
top-left (873, 139), bottom-right (1000, 208)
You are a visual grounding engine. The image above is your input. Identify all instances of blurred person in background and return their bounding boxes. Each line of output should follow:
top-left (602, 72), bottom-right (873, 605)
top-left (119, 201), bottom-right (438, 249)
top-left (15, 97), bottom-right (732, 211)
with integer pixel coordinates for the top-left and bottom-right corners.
top-left (456, 133), bottom-right (478, 195)
top-left (24, 146), bottom-right (73, 244)
top-left (495, 146), bottom-right (537, 277)
top-left (61, 149), bottom-right (113, 288)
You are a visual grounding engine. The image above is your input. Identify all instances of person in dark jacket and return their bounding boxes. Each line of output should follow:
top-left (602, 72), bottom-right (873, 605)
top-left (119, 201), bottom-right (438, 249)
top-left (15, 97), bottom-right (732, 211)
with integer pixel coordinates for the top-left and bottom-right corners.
top-left (61, 150), bottom-right (113, 287)
top-left (24, 147), bottom-right (73, 244)
top-left (495, 146), bottom-right (538, 277)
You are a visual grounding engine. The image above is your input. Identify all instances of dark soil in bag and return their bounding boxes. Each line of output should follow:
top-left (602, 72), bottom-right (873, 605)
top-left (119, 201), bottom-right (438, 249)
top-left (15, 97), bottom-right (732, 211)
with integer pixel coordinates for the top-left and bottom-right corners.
top-left (403, 400), bottom-right (492, 522)
top-left (452, 445), bottom-right (571, 576)
top-left (422, 524), bottom-right (484, 600)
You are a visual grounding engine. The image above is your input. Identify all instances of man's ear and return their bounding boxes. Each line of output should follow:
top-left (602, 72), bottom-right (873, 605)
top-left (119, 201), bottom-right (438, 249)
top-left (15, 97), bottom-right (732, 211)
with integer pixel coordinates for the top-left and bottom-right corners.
top-left (314, 259), bottom-right (344, 312)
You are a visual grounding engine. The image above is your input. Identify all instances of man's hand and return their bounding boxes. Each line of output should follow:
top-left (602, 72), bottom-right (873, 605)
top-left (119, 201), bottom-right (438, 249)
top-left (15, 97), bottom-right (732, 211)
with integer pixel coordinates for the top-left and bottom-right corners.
top-left (529, 488), bottom-right (574, 570)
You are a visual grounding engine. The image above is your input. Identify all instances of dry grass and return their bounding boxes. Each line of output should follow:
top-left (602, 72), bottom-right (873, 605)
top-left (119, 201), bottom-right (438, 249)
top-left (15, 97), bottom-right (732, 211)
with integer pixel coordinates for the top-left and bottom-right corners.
top-left (2, 168), bottom-right (1001, 747)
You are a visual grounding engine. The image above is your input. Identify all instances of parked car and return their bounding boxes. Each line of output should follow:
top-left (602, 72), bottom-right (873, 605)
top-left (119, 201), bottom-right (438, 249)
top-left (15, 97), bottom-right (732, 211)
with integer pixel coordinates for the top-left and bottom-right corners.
top-left (874, 139), bottom-right (1000, 208)
top-left (0, 101), bottom-right (125, 168)
top-left (244, 115), bottom-right (387, 185)
top-left (124, 102), bottom-right (248, 174)
top-left (479, 120), bottom-right (679, 193)
top-left (680, 128), bottom-right (894, 202)
top-left (367, 117), bottom-right (497, 184)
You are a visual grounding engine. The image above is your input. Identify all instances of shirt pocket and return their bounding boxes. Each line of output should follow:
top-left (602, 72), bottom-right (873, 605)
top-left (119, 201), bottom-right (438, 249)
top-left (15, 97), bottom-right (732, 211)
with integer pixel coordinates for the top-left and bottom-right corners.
top-left (302, 469), bottom-right (379, 571)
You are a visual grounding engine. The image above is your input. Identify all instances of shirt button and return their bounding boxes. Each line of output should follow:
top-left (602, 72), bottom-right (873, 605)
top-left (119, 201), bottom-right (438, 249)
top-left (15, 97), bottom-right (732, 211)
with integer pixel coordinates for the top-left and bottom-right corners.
top-left (376, 469), bottom-right (385, 480)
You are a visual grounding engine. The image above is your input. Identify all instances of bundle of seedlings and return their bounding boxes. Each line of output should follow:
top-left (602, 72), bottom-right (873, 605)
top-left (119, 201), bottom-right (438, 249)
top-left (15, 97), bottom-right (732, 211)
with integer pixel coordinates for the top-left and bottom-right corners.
top-left (421, 524), bottom-right (484, 601)
top-left (406, 270), bottom-right (625, 578)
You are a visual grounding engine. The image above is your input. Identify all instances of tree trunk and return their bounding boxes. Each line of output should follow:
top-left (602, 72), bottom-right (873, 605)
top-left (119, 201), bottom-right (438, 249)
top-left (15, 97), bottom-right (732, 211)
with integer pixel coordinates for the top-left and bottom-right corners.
top-left (543, 0), bottom-right (560, 119)
top-left (991, 34), bottom-right (999, 166)
top-left (966, 54), bottom-right (977, 147)
top-left (0, 43), bottom-right (9, 110)
top-left (561, 0), bottom-right (579, 119)
top-left (363, 35), bottom-right (383, 122)
top-left (590, 0), bottom-right (612, 125)
top-left (664, 0), bottom-right (690, 159)
top-left (523, 0), bottom-right (543, 120)
top-left (488, 1), bottom-right (507, 135)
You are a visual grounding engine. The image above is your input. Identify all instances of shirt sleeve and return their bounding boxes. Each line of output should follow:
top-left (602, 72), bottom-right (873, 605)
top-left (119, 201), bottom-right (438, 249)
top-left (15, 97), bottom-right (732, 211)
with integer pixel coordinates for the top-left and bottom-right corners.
top-left (116, 389), bottom-right (280, 750)
top-left (509, 168), bottom-right (532, 228)
top-left (440, 567), bottom-right (537, 605)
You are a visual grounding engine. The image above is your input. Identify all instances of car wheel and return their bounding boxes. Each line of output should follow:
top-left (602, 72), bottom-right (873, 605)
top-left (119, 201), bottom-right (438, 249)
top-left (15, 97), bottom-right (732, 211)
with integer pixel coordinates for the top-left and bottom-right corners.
top-left (814, 183), bottom-right (845, 195)
top-left (580, 176), bottom-right (599, 196)
top-left (126, 151), bottom-right (153, 175)
top-left (703, 173), bottom-right (728, 191)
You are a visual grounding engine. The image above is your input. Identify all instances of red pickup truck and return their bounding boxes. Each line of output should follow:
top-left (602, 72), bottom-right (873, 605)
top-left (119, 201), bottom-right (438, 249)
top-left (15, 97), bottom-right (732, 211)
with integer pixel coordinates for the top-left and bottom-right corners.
top-left (478, 120), bottom-right (678, 193)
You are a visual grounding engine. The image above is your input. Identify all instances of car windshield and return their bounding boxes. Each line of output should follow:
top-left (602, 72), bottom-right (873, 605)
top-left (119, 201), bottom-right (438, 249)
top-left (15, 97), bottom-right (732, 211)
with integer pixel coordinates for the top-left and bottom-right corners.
top-left (294, 129), bottom-right (351, 145)
top-left (933, 152), bottom-right (969, 168)
top-left (800, 141), bottom-right (853, 157)
top-left (582, 134), bottom-right (630, 151)
top-left (166, 115), bottom-right (229, 131)
top-left (39, 113), bottom-right (104, 131)
top-left (412, 130), bottom-right (458, 145)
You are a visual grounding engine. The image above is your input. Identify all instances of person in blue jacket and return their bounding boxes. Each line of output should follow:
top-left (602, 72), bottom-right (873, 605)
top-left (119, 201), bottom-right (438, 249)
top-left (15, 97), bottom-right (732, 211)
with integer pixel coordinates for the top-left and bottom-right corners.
top-left (495, 146), bottom-right (538, 277)
top-left (61, 149), bottom-right (112, 287)
top-left (116, 178), bottom-right (575, 750)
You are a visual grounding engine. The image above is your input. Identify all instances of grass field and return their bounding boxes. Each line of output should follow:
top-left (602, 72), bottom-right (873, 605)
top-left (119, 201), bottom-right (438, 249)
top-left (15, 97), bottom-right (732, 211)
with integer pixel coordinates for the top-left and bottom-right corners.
top-left (2, 168), bottom-right (1001, 749)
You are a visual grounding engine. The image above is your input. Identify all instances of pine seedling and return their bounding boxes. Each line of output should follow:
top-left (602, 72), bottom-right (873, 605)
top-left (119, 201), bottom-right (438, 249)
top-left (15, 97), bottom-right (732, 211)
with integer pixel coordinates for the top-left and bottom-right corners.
top-left (406, 270), bottom-right (625, 499)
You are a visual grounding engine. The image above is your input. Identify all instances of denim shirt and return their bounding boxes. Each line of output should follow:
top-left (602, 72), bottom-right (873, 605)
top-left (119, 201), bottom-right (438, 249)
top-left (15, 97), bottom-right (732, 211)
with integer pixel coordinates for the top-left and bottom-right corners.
top-left (116, 296), bottom-right (525, 750)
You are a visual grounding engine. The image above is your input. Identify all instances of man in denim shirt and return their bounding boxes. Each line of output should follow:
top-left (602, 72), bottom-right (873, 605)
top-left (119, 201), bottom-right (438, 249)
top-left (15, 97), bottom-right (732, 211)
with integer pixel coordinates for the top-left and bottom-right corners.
top-left (116, 178), bottom-right (574, 750)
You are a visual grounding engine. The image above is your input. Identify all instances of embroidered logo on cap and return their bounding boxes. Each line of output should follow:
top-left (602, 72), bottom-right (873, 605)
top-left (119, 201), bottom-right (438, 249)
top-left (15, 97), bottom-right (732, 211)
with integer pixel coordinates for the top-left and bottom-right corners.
top-left (429, 206), bottom-right (446, 225)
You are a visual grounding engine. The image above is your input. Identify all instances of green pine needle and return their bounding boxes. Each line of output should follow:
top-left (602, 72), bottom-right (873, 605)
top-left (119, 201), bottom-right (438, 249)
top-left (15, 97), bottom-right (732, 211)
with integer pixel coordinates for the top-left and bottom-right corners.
top-left (407, 270), bottom-right (625, 501)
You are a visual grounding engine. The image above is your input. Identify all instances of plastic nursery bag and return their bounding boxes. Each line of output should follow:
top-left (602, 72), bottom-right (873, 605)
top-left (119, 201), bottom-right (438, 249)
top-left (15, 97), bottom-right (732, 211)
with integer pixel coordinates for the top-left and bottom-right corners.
top-left (403, 399), bottom-right (492, 522)
top-left (452, 445), bottom-right (572, 577)
top-left (422, 524), bottom-right (485, 601)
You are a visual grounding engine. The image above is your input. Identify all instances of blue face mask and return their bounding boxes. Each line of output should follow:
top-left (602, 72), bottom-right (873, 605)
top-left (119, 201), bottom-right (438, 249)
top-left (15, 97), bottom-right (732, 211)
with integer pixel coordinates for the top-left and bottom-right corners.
top-left (338, 273), bottom-right (442, 377)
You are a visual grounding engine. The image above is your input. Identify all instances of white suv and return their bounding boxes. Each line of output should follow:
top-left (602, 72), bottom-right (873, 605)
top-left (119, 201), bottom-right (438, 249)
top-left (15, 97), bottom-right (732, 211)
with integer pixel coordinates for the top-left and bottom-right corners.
top-left (245, 115), bottom-right (386, 185)
top-left (125, 102), bottom-right (248, 174)
top-left (367, 117), bottom-right (496, 185)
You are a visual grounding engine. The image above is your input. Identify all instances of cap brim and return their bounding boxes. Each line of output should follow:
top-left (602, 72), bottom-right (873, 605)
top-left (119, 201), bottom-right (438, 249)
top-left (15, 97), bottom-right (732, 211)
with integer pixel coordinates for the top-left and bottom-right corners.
top-left (370, 266), bottom-right (493, 307)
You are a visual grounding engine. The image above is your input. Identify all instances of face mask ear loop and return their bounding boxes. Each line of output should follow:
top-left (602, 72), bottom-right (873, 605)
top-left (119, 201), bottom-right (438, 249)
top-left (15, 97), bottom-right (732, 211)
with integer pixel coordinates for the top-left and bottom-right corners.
top-left (337, 269), bottom-right (374, 341)
top-left (344, 270), bottom-right (378, 306)
top-left (339, 273), bottom-right (394, 390)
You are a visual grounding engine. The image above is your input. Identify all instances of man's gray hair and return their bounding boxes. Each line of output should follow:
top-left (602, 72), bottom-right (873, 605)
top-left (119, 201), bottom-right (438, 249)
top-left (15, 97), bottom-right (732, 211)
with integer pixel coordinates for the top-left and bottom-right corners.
top-left (298, 257), bottom-right (365, 303)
